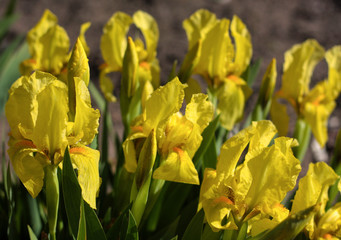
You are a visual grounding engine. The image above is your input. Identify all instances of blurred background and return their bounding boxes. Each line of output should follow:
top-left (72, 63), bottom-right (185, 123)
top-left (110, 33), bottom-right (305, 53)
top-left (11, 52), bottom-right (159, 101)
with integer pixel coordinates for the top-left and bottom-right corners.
top-left (1, 0), bottom-right (341, 165)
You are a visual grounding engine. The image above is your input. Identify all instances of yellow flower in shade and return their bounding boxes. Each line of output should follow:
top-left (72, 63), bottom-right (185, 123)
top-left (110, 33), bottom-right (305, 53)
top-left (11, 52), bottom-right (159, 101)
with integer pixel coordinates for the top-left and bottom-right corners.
top-left (6, 41), bottom-right (100, 209)
top-left (199, 120), bottom-right (301, 232)
top-left (123, 78), bottom-right (213, 185)
top-left (182, 9), bottom-right (252, 130)
top-left (100, 10), bottom-right (160, 102)
top-left (20, 9), bottom-right (90, 81)
top-left (290, 162), bottom-right (339, 239)
top-left (271, 40), bottom-right (341, 147)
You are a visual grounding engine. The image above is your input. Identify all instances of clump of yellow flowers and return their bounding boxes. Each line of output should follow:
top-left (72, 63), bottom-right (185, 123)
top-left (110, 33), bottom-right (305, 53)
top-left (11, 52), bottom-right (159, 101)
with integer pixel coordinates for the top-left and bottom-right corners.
top-left (3, 7), bottom-right (341, 240)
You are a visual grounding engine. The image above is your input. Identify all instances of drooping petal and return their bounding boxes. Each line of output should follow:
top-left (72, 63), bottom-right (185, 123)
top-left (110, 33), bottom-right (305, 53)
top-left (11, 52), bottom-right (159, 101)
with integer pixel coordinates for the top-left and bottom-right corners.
top-left (270, 94), bottom-right (290, 136)
top-left (153, 141), bottom-right (199, 184)
top-left (99, 67), bottom-right (117, 102)
top-left (185, 93), bottom-right (214, 132)
top-left (7, 138), bottom-right (48, 198)
top-left (281, 39), bottom-right (325, 102)
top-left (200, 169), bottom-right (238, 231)
top-left (123, 132), bottom-right (147, 173)
top-left (133, 11), bottom-right (159, 62)
top-left (101, 12), bottom-right (132, 71)
top-left (301, 82), bottom-right (336, 147)
top-left (70, 146), bottom-right (101, 209)
top-left (216, 80), bottom-right (245, 130)
top-left (230, 15), bottom-right (252, 76)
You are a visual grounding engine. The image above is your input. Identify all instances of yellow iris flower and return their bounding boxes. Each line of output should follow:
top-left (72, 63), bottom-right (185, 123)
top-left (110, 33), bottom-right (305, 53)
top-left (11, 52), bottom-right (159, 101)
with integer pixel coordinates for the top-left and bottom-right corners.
top-left (199, 120), bottom-right (301, 231)
top-left (100, 10), bottom-right (160, 102)
top-left (6, 41), bottom-right (100, 209)
top-left (290, 162), bottom-right (340, 239)
top-left (20, 9), bottom-right (90, 81)
top-left (271, 40), bottom-right (341, 147)
top-left (182, 9), bottom-right (252, 130)
top-left (123, 78), bottom-right (213, 185)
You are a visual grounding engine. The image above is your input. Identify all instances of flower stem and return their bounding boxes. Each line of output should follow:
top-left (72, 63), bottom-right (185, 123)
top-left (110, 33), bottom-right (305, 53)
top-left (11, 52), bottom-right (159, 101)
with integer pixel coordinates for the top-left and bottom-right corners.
top-left (45, 165), bottom-right (59, 240)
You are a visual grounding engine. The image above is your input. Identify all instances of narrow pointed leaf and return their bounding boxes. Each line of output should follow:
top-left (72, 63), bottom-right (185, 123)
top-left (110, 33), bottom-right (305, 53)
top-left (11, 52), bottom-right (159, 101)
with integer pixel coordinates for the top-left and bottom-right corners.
top-left (182, 209), bottom-right (204, 240)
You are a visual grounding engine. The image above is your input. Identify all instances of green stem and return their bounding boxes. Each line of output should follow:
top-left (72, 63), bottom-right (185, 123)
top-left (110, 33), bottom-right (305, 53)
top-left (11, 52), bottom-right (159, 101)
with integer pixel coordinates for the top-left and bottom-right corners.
top-left (45, 165), bottom-right (59, 240)
top-left (293, 118), bottom-right (311, 162)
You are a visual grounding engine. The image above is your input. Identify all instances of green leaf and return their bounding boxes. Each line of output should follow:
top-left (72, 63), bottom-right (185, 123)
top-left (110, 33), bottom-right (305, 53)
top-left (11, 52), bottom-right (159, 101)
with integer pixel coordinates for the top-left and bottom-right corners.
top-left (242, 59), bottom-right (261, 87)
top-left (84, 201), bottom-right (106, 240)
top-left (182, 209), bottom-right (204, 240)
top-left (27, 225), bottom-right (38, 240)
top-left (77, 200), bottom-right (86, 240)
top-left (0, 14), bottom-right (18, 42)
top-left (193, 115), bottom-right (220, 168)
top-left (121, 210), bottom-right (139, 240)
top-left (202, 224), bottom-right (221, 240)
top-left (106, 203), bottom-right (132, 240)
top-left (62, 147), bottom-right (82, 238)
top-left (203, 136), bottom-right (217, 170)
top-left (178, 40), bottom-right (202, 84)
top-left (89, 81), bottom-right (106, 112)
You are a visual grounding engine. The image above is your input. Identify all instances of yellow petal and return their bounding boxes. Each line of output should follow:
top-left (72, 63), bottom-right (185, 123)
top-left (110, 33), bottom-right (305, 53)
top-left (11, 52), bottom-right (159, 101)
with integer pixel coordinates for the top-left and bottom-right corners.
top-left (248, 120), bottom-right (277, 152)
top-left (123, 132), bottom-right (147, 173)
top-left (101, 12), bottom-right (132, 71)
top-left (281, 39), bottom-right (325, 102)
top-left (292, 162), bottom-right (339, 214)
top-left (302, 82), bottom-right (336, 147)
top-left (79, 22), bottom-right (91, 56)
top-left (196, 18), bottom-right (232, 80)
top-left (69, 77), bottom-right (100, 145)
top-left (326, 45), bottom-right (341, 99)
top-left (185, 93), bottom-right (213, 132)
top-left (70, 146), bottom-right (101, 209)
top-left (217, 80), bottom-right (244, 130)
top-left (8, 139), bottom-right (48, 198)
top-left (245, 137), bottom-right (301, 216)
top-left (26, 9), bottom-right (58, 61)
top-left (24, 78), bottom-right (69, 162)
top-left (217, 122), bottom-right (256, 176)
top-left (99, 68), bottom-right (117, 102)
top-left (182, 9), bottom-right (217, 50)
top-left (199, 169), bottom-right (238, 231)
top-left (153, 148), bottom-right (199, 185)
top-left (230, 15), bottom-right (252, 76)
top-left (133, 11), bottom-right (159, 61)
top-left (184, 78), bottom-right (202, 104)
top-left (144, 77), bottom-right (186, 132)
top-left (270, 94), bottom-right (290, 136)
top-left (5, 72), bottom-right (57, 140)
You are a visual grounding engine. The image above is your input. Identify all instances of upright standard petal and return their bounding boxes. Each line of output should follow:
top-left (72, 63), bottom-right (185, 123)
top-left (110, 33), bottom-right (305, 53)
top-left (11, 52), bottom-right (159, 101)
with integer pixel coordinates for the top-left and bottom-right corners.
top-left (281, 39), bottom-right (325, 102)
top-left (230, 15), bottom-right (252, 76)
top-left (26, 79), bottom-right (69, 163)
top-left (100, 12), bottom-right (132, 71)
top-left (133, 11), bottom-right (159, 62)
top-left (144, 77), bottom-right (186, 133)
